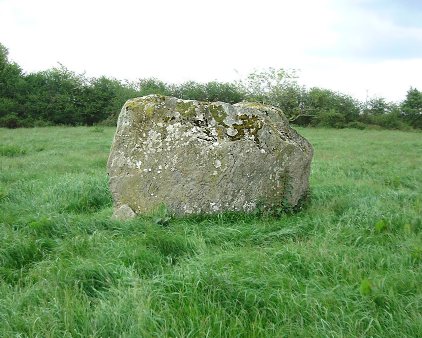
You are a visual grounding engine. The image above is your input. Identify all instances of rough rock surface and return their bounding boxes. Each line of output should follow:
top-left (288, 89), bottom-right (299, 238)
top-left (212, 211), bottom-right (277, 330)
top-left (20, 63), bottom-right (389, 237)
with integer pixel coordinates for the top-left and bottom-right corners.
top-left (107, 95), bottom-right (313, 218)
top-left (111, 204), bottom-right (136, 221)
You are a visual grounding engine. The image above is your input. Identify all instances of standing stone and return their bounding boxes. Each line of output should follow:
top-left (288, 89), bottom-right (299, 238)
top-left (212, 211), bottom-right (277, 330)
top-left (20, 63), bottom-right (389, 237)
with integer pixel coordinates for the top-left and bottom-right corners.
top-left (107, 95), bottom-right (313, 218)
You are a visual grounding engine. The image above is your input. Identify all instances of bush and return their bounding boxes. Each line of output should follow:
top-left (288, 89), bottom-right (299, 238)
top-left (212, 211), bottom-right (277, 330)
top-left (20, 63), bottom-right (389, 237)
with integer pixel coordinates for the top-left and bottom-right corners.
top-left (404, 113), bottom-right (422, 129)
top-left (359, 113), bottom-right (412, 130)
top-left (373, 114), bottom-right (411, 130)
top-left (0, 113), bottom-right (23, 128)
top-left (346, 121), bottom-right (367, 130)
top-left (0, 38), bottom-right (420, 131)
top-left (97, 112), bottom-right (118, 126)
top-left (365, 124), bottom-right (383, 130)
top-left (317, 110), bottom-right (346, 128)
top-left (138, 78), bottom-right (172, 97)
top-left (32, 119), bottom-right (53, 127)
top-left (306, 88), bottom-right (360, 123)
top-left (204, 81), bottom-right (245, 103)
top-left (401, 87), bottom-right (422, 129)
top-left (290, 114), bottom-right (317, 126)
top-left (172, 81), bottom-right (207, 101)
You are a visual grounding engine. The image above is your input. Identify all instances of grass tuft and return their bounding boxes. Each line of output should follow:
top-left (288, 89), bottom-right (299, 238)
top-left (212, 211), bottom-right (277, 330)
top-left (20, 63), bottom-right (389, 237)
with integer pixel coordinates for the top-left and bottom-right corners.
top-left (64, 260), bottom-right (123, 297)
top-left (55, 175), bottom-right (112, 214)
top-left (0, 144), bottom-right (27, 157)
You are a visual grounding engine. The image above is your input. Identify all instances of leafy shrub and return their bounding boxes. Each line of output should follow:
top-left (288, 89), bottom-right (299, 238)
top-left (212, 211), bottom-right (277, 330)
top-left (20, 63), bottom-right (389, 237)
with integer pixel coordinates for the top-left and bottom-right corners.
top-left (317, 110), bottom-right (346, 128)
top-left (290, 114), bottom-right (317, 126)
top-left (138, 78), bottom-right (172, 97)
top-left (238, 68), bottom-right (302, 117)
top-left (360, 113), bottom-right (411, 130)
top-left (306, 87), bottom-right (360, 123)
top-left (172, 81), bottom-right (207, 101)
top-left (171, 81), bottom-right (245, 103)
top-left (365, 124), bottom-right (383, 130)
top-left (1, 38), bottom-right (421, 130)
top-left (204, 81), bottom-right (245, 103)
top-left (97, 112), bottom-right (118, 126)
top-left (401, 87), bottom-right (422, 129)
top-left (0, 113), bottom-right (23, 128)
top-left (346, 121), bottom-right (367, 130)
top-left (403, 113), bottom-right (422, 129)
top-left (32, 119), bottom-right (53, 127)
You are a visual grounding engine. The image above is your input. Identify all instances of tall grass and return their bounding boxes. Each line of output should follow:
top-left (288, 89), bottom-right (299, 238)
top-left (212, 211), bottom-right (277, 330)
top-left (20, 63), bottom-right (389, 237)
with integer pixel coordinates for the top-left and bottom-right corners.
top-left (0, 126), bottom-right (421, 337)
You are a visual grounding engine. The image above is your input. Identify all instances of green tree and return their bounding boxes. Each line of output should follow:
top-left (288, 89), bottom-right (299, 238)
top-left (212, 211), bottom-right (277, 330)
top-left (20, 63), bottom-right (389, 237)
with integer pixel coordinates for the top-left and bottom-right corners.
top-left (172, 81), bottom-right (207, 101)
top-left (358, 97), bottom-right (408, 130)
top-left (170, 81), bottom-right (245, 103)
top-left (203, 81), bottom-right (244, 103)
top-left (110, 80), bottom-right (141, 112)
top-left (0, 43), bottom-right (23, 100)
top-left (24, 65), bottom-right (86, 125)
top-left (0, 43), bottom-right (27, 126)
top-left (80, 76), bottom-right (118, 125)
top-left (239, 68), bottom-right (301, 117)
top-left (137, 78), bottom-right (172, 97)
top-left (401, 87), bottom-right (422, 128)
top-left (306, 87), bottom-right (360, 126)
top-left (363, 97), bottom-right (391, 115)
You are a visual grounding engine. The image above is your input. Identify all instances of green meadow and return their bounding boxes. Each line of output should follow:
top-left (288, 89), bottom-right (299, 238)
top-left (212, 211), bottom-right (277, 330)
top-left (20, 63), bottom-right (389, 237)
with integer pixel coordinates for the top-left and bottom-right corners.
top-left (0, 126), bottom-right (421, 337)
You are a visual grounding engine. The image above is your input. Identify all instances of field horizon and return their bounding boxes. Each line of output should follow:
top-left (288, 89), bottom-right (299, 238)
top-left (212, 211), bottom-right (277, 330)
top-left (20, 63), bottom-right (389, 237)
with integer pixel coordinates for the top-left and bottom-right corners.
top-left (1, 126), bottom-right (421, 337)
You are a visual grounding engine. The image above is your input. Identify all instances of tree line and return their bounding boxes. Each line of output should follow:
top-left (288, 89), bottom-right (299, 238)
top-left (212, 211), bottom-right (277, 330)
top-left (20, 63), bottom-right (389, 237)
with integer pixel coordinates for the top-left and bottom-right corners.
top-left (1, 43), bottom-right (421, 129)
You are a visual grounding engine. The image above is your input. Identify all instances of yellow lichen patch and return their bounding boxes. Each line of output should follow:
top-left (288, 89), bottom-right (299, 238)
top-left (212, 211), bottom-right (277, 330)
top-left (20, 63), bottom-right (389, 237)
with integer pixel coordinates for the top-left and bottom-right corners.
top-left (229, 114), bottom-right (263, 141)
top-left (209, 103), bottom-right (227, 125)
top-left (216, 125), bottom-right (225, 139)
top-left (143, 95), bottom-right (166, 104)
top-left (144, 103), bottom-right (156, 117)
top-left (176, 101), bottom-right (197, 119)
top-left (125, 100), bottom-right (145, 114)
top-left (130, 95), bottom-right (168, 119)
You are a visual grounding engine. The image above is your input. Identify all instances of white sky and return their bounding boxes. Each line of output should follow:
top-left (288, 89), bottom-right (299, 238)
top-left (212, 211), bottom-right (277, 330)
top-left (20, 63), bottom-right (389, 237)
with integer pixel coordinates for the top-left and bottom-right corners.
top-left (1, 0), bottom-right (422, 102)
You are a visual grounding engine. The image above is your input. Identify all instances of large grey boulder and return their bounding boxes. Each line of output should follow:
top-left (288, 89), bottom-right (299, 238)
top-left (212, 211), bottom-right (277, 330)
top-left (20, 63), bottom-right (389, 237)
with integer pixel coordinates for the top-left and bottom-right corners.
top-left (107, 95), bottom-right (313, 218)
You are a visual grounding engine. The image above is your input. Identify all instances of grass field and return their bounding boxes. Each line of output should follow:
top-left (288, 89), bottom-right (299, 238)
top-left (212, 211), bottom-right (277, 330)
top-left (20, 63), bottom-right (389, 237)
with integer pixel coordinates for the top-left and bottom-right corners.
top-left (0, 126), bottom-right (421, 337)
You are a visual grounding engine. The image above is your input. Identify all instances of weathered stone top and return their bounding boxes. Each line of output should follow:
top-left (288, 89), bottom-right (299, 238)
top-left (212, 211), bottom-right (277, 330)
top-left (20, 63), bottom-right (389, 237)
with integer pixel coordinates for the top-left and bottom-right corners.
top-left (108, 95), bottom-right (313, 217)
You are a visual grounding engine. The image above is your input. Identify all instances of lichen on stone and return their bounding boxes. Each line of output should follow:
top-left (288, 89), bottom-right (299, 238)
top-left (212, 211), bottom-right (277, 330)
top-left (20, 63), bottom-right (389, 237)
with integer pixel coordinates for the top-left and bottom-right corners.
top-left (208, 103), bottom-right (228, 125)
top-left (175, 100), bottom-right (197, 119)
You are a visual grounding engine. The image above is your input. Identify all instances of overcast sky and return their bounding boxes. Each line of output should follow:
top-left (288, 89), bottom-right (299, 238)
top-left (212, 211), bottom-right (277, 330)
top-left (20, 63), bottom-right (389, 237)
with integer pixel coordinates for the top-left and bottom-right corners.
top-left (1, 0), bottom-right (421, 102)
